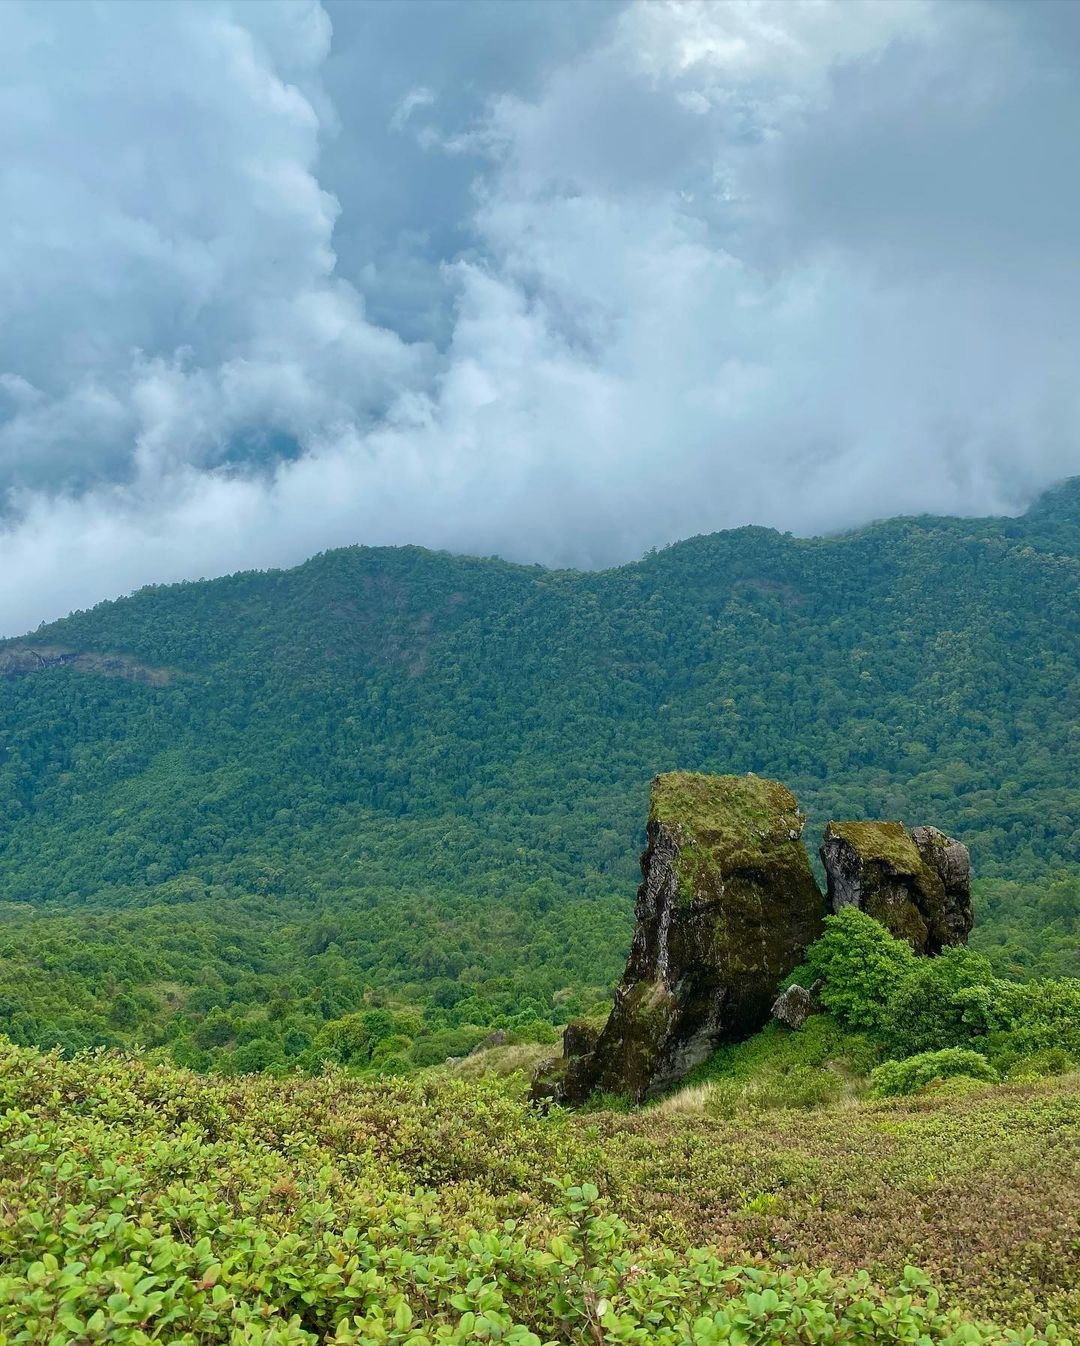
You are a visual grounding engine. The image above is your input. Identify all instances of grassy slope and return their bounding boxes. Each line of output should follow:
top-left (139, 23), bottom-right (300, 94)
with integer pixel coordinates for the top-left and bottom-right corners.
top-left (0, 1040), bottom-right (1076, 1341)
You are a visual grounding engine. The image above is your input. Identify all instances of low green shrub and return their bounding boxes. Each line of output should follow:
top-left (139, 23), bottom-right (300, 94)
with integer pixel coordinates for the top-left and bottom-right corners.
top-left (882, 947), bottom-right (996, 1056)
top-left (2, 1040), bottom-right (1078, 1340)
top-left (998, 1046), bottom-right (1076, 1080)
top-left (802, 908), bottom-right (915, 1035)
top-left (795, 910), bottom-right (1080, 1086)
top-left (954, 977), bottom-right (1080, 1062)
top-left (689, 1016), bottom-right (880, 1086)
top-left (870, 1048), bottom-right (998, 1097)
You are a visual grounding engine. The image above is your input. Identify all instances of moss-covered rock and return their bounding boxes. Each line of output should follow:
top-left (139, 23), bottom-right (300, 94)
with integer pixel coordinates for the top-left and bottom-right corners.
top-left (820, 821), bottom-right (973, 954)
top-left (771, 982), bottom-right (819, 1030)
top-left (538, 772), bottom-right (825, 1104)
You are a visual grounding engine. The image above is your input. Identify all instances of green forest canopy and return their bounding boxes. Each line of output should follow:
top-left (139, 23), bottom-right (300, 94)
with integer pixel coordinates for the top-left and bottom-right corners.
top-left (0, 479), bottom-right (1077, 1064)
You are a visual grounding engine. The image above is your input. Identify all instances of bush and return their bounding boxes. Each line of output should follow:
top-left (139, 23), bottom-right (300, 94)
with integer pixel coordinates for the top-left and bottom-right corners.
top-left (998, 1046), bottom-right (1075, 1080)
top-left (953, 976), bottom-right (1080, 1061)
top-left (803, 908), bottom-right (915, 1035)
top-left (870, 1048), bottom-right (998, 1097)
top-left (882, 946), bottom-right (995, 1057)
top-left (691, 1016), bottom-right (880, 1086)
top-left (0, 1040), bottom-right (1077, 1338)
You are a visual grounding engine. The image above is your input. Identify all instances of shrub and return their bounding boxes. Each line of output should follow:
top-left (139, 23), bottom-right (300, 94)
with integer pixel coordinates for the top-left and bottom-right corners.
top-left (0, 1040), bottom-right (1077, 1338)
top-left (691, 1016), bottom-right (880, 1086)
top-left (870, 1048), bottom-right (998, 1097)
top-left (954, 976), bottom-right (1080, 1061)
top-left (882, 946), bottom-right (996, 1057)
top-left (803, 908), bottom-right (915, 1035)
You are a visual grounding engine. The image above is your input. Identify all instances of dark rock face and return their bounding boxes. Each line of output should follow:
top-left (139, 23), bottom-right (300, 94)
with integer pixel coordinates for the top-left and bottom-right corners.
top-left (771, 983), bottom-right (817, 1030)
top-left (912, 826), bottom-right (974, 950)
top-left (530, 1019), bottom-right (604, 1106)
top-left (821, 821), bottom-right (973, 954)
top-left (533, 773), bottom-right (825, 1104)
top-left (0, 645), bottom-right (171, 686)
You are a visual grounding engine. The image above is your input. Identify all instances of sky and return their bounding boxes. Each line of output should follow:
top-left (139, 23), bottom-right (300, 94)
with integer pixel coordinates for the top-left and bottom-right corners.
top-left (2, 0), bottom-right (1079, 634)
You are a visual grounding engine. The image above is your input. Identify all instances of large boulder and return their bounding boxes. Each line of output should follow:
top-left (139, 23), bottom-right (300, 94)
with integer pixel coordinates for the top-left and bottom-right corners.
top-left (534, 772), bottom-right (825, 1104)
top-left (820, 821), bottom-right (973, 954)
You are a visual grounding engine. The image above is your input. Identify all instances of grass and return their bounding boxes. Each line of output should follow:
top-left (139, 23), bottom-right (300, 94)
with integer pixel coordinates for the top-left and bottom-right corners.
top-left (825, 820), bottom-right (924, 873)
top-left (446, 1041), bottom-right (555, 1083)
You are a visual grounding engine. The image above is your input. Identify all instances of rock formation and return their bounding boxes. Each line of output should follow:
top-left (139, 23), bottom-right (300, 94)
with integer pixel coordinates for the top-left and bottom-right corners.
top-left (820, 821), bottom-right (973, 954)
top-left (533, 772), bottom-right (825, 1104)
top-left (0, 645), bottom-right (171, 686)
top-left (771, 982), bottom-right (819, 1030)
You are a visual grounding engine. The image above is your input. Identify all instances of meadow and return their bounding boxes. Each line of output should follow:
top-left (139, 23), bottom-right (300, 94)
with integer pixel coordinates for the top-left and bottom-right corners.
top-left (1, 1037), bottom-right (1077, 1344)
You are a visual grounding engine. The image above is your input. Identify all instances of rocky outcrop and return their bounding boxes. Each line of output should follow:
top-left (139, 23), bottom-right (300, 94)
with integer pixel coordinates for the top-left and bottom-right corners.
top-left (0, 646), bottom-right (79, 677)
top-left (531, 1018), bottom-right (606, 1107)
top-left (0, 645), bottom-right (172, 686)
top-left (533, 772), bottom-right (825, 1104)
top-left (820, 821), bottom-right (972, 954)
top-left (911, 826), bottom-right (974, 950)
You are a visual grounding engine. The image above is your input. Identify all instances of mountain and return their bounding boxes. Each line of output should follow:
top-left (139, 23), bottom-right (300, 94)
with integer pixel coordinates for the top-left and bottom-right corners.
top-left (0, 481), bottom-right (1077, 1062)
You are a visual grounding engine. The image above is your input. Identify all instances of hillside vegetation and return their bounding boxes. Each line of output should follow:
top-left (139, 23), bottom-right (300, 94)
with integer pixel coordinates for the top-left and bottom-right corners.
top-left (0, 483), bottom-right (1078, 1062)
top-left (1, 1039), bottom-right (1077, 1343)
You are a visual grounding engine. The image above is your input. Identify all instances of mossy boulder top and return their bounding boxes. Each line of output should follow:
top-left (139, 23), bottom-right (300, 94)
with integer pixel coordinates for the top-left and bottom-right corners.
top-left (647, 771), bottom-right (811, 908)
top-left (821, 820), bottom-right (972, 954)
top-left (541, 772), bottom-right (825, 1104)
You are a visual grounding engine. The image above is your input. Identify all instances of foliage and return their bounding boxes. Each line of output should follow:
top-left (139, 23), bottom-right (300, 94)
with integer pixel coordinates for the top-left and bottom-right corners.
top-left (690, 1016), bottom-right (882, 1084)
top-left (0, 895), bottom-right (619, 1075)
top-left (0, 486), bottom-right (1078, 1060)
top-left (801, 908), bottom-right (915, 1034)
top-left (0, 1040), bottom-right (1078, 1341)
top-left (870, 1048), bottom-right (999, 1096)
top-left (882, 947), bottom-right (998, 1056)
top-left (706, 1063), bottom-right (846, 1118)
top-left (786, 916), bottom-right (1079, 1085)
top-left (972, 874), bottom-right (1080, 980)
top-left (953, 977), bottom-right (1080, 1069)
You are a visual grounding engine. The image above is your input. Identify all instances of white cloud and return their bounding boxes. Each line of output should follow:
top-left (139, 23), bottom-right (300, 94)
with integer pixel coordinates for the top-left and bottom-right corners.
top-left (0, 0), bottom-right (1078, 634)
top-left (390, 86), bottom-right (436, 132)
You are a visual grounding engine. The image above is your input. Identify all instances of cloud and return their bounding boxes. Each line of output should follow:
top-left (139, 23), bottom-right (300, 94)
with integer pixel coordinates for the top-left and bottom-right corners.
top-left (389, 87), bottom-right (436, 133)
top-left (0, 0), bottom-right (1078, 634)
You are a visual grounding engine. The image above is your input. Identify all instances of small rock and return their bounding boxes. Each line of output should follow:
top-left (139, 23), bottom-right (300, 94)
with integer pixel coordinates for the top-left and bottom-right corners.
top-left (771, 983), bottom-right (816, 1030)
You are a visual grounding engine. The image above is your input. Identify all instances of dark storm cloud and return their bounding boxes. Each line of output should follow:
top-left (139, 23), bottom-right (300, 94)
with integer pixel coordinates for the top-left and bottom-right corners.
top-left (319, 0), bottom-right (625, 341)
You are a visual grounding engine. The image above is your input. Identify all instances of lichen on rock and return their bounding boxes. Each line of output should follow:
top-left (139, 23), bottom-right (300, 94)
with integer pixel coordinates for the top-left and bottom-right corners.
top-left (820, 821), bottom-right (973, 955)
top-left (771, 982), bottom-right (819, 1030)
top-left (533, 772), bottom-right (825, 1104)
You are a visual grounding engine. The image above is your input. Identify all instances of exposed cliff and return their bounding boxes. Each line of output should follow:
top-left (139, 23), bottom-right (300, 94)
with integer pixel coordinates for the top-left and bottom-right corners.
top-left (0, 645), bottom-right (172, 686)
top-left (534, 772), bottom-right (825, 1103)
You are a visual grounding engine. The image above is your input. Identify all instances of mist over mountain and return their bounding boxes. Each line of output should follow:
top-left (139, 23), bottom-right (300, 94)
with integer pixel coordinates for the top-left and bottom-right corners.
top-left (2, 0), bottom-right (1080, 631)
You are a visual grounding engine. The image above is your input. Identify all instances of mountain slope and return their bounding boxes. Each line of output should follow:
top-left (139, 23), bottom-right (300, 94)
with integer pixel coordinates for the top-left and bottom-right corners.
top-left (0, 483), bottom-right (1077, 1056)
top-left (5, 482), bottom-right (1079, 897)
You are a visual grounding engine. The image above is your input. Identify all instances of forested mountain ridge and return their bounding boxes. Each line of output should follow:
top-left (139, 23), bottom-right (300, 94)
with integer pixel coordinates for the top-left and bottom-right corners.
top-left (6, 478), bottom-right (1080, 890)
top-left (0, 481), bottom-right (1077, 1061)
